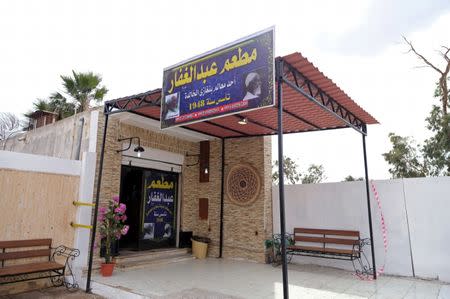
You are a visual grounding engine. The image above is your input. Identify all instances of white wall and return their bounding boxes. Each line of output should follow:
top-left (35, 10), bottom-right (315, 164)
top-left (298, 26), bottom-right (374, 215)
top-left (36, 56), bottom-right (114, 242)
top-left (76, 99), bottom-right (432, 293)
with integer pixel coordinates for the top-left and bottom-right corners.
top-left (0, 150), bottom-right (81, 175)
top-left (73, 152), bottom-right (96, 273)
top-left (403, 177), bottom-right (450, 282)
top-left (272, 177), bottom-right (450, 282)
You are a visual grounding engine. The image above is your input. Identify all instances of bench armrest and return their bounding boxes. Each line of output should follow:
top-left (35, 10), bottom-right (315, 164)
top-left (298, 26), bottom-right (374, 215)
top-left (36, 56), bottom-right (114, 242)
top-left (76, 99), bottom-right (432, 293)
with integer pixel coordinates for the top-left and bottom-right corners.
top-left (50, 246), bottom-right (80, 290)
top-left (51, 246), bottom-right (80, 263)
top-left (359, 238), bottom-right (371, 247)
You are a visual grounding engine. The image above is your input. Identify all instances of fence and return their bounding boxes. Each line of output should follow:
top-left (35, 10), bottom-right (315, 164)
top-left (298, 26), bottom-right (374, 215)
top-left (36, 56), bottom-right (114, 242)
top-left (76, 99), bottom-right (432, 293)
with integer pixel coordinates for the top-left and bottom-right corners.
top-left (0, 150), bottom-right (96, 293)
top-left (272, 177), bottom-right (450, 282)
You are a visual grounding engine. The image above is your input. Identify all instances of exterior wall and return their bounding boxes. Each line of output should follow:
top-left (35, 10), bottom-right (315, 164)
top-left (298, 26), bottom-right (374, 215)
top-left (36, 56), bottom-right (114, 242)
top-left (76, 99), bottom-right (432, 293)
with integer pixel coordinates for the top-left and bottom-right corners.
top-left (34, 113), bottom-right (56, 129)
top-left (0, 151), bottom-right (81, 295)
top-left (4, 110), bottom-right (96, 160)
top-left (92, 114), bottom-right (198, 264)
top-left (272, 177), bottom-right (450, 282)
top-left (221, 137), bottom-right (273, 262)
top-left (93, 114), bottom-right (272, 264)
top-left (0, 168), bottom-right (79, 246)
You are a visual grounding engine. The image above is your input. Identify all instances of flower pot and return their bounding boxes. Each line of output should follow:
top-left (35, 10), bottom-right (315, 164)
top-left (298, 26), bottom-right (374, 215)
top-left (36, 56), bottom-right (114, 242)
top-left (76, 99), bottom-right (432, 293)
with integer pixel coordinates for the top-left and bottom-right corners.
top-left (100, 263), bottom-right (115, 277)
top-left (191, 238), bottom-right (208, 259)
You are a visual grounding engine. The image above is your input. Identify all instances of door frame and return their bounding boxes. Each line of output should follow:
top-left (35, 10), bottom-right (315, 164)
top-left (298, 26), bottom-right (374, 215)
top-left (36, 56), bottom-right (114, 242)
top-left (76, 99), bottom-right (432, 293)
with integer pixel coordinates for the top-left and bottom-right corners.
top-left (120, 146), bottom-right (184, 250)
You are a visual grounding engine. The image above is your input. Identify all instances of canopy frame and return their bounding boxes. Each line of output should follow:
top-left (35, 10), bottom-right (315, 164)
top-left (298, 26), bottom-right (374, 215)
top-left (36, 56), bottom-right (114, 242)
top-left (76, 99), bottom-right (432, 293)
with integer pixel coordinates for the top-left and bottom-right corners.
top-left (86, 56), bottom-right (378, 299)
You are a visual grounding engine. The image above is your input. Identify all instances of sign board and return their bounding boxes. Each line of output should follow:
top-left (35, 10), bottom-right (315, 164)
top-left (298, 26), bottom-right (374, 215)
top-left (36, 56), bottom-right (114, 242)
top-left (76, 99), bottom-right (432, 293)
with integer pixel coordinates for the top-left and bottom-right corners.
top-left (161, 27), bottom-right (274, 129)
top-left (143, 171), bottom-right (177, 242)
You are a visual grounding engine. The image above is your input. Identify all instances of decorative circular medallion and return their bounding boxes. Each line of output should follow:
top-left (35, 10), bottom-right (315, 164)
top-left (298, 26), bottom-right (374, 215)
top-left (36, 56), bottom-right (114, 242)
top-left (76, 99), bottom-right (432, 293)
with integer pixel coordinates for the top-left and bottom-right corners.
top-left (226, 164), bottom-right (261, 206)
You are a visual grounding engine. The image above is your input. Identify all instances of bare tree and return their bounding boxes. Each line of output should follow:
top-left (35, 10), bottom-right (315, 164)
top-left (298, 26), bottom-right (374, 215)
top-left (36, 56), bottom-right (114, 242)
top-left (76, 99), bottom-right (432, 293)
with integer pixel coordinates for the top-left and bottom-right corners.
top-left (0, 112), bottom-right (21, 149)
top-left (403, 37), bottom-right (449, 115)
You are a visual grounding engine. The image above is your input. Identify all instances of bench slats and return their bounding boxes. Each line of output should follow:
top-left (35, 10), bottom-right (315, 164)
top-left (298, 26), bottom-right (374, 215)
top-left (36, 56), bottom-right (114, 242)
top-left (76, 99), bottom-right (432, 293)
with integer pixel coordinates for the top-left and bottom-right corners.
top-left (0, 249), bottom-right (51, 261)
top-left (0, 239), bottom-right (52, 249)
top-left (289, 228), bottom-right (361, 260)
top-left (294, 236), bottom-right (359, 245)
top-left (0, 262), bottom-right (63, 276)
top-left (287, 245), bottom-right (355, 256)
top-left (294, 228), bottom-right (359, 237)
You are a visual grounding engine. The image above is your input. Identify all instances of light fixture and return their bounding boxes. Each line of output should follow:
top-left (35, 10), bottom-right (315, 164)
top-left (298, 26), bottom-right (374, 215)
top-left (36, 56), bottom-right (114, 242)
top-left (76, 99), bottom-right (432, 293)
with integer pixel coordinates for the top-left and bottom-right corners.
top-left (117, 136), bottom-right (145, 157)
top-left (238, 117), bottom-right (248, 125)
top-left (185, 141), bottom-right (210, 183)
top-left (134, 146), bottom-right (144, 157)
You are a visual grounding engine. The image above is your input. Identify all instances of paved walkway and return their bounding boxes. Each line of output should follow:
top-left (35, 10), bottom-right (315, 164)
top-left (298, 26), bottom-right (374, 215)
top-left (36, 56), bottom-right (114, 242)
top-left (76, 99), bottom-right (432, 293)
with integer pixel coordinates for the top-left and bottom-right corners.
top-left (91, 259), bottom-right (450, 299)
top-left (0, 287), bottom-right (104, 299)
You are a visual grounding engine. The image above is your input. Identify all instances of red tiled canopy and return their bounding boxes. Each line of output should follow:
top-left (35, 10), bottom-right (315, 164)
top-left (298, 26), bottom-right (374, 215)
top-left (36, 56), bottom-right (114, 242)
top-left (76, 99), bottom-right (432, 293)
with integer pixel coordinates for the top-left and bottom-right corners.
top-left (106, 52), bottom-right (378, 138)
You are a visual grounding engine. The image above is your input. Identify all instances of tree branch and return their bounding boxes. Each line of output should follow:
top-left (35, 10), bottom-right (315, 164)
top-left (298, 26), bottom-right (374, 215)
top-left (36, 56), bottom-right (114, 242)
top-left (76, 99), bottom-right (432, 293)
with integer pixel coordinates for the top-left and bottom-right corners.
top-left (403, 36), bottom-right (443, 74)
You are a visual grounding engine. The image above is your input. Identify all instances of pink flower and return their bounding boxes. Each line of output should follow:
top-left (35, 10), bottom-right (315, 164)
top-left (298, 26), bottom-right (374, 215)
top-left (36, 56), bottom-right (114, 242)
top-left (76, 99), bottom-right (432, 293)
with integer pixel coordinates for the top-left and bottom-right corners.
top-left (121, 215), bottom-right (127, 221)
top-left (114, 215), bottom-right (120, 221)
top-left (99, 207), bottom-right (107, 214)
top-left (114, 203), bottom-right (126, 214)
top-left (112, 195), bottom-right (120, 203)
top-left (121, 225), bottom-right (129, 235)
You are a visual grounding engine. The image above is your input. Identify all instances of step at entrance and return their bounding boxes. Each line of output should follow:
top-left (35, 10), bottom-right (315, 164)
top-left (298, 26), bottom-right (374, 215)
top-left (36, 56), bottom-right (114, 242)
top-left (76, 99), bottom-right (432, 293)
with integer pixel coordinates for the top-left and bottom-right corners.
top-left (115, 248), bottom-right (193, 270)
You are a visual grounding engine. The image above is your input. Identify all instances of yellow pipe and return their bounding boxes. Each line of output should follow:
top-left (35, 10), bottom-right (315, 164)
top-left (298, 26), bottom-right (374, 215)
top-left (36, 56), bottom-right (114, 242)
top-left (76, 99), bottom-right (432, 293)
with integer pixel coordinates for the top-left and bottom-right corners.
top-left (73, 201), bottom-right (95, 207)
top-left (70, 222), bottom-right (93, 229)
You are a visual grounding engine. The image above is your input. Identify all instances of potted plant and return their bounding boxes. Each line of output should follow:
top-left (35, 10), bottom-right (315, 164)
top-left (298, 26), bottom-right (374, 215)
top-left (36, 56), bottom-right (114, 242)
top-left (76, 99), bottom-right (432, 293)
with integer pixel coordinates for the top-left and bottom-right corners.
top-left (264, 239), bottom-right (274, 264)
top-left (98, 195), bottom-right (129, 276)
top-left (264, 234), bottom-right (295, 266)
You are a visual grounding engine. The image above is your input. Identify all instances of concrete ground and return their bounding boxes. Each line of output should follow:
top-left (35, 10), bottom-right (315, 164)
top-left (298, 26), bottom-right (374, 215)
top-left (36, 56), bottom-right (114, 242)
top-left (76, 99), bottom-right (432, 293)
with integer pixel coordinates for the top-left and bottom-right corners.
top-left (0, 287), bottom-right (104, 299)
top-left (91, 259), bottom-right (450, 299)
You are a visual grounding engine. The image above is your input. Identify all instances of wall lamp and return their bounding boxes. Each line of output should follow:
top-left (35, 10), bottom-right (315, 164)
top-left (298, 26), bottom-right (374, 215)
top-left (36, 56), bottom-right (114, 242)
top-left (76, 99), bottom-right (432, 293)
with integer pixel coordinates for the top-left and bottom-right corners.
top-left (185, 141), bottom-right (210, 182)
top-left (117, 137), bottom-right (145, 158)
top-left (185, 153), bottom-right (209, 175)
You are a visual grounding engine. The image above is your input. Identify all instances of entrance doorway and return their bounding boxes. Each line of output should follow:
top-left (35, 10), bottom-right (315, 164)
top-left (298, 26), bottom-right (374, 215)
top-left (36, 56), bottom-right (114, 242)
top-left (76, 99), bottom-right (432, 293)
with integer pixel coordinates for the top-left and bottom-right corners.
top-left (119, 165), bottom-right (178, 251)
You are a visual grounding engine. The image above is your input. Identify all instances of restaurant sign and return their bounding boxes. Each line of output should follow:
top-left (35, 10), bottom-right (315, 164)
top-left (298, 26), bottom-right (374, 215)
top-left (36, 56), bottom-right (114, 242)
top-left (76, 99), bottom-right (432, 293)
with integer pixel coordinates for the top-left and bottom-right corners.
top-left (143, 171), bottom-right (177, 241)
top-left (161, 27), bottom-right (274, 129)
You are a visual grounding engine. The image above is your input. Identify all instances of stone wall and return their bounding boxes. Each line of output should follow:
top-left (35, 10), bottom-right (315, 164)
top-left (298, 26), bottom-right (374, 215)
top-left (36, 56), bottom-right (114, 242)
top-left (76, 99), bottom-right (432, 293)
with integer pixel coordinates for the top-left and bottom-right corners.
top-left (93, 114), bottom-right (272, 264)
top-left (220, 137), bottom-right (273, 262)
top-left (4, 110), bottom-right (94, 160)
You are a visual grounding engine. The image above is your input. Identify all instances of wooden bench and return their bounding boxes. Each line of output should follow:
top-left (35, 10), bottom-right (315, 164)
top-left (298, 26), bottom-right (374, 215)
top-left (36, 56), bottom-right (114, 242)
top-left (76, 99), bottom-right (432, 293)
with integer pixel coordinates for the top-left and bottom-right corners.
top-left (287, 228), bottom-right (362, 261)
top-left (0, 239), bottom-right (80, 290)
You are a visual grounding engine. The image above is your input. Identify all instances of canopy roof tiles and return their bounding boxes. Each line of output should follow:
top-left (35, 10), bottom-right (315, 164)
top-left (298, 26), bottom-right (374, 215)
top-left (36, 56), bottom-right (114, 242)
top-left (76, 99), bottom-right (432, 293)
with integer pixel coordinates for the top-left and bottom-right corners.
top-left (105, 52), bottom-right (378, 139)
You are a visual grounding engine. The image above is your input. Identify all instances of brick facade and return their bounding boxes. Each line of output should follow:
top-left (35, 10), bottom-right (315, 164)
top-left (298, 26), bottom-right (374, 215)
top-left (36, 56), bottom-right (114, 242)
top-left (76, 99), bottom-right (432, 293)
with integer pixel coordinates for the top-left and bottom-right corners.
top-left (93, 114), bottom-right (272, 265)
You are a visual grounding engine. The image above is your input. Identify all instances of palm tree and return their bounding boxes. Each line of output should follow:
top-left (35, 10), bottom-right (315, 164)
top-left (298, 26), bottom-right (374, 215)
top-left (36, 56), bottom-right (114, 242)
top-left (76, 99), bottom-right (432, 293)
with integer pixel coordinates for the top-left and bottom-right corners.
top-left (26, 97), bottom-right (76, 120)
top-left (47, 95), bottom-right (76, 119)
top-left (32, 99), bottom-right (51, 111)
top-left (52, 70), bottom-right (108, 112)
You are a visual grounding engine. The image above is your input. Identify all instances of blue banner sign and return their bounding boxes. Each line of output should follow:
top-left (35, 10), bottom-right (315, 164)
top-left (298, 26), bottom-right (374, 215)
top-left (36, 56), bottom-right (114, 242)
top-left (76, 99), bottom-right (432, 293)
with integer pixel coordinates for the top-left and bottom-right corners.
top-left (143, 171), bottom-right (177, 241)
top-left (161, 28), bottom-right (274, 129)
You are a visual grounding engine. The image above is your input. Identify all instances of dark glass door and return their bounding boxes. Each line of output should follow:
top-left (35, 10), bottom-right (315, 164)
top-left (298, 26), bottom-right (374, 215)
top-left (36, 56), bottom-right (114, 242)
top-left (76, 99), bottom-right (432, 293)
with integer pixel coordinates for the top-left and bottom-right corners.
top-left (140, 169), bottom-right (178, 249)
top-left (119, 165), bottom-right (144, 250)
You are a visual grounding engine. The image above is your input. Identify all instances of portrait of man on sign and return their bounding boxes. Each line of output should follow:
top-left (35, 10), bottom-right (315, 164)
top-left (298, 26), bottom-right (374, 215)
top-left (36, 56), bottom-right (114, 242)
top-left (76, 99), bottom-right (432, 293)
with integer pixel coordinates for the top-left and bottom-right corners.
top-left (243, 71), bottom-right (262, 101)
top-left (163, 92), bottom-right (180, 120)
top-left (143, 223), bottom-right (155, 240)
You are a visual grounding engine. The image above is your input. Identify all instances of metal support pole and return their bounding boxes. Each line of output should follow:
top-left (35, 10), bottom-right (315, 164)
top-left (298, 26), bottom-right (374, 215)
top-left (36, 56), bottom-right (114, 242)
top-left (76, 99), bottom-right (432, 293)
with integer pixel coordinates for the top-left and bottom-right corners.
top-left (362, 128), bottom-right (377, 279)
top-left (277, 59), bottom-right (289, 299)
top-left (219, 138), bottom-right (225, 258)
top-left (86, 113), bottom-right (109, 292)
